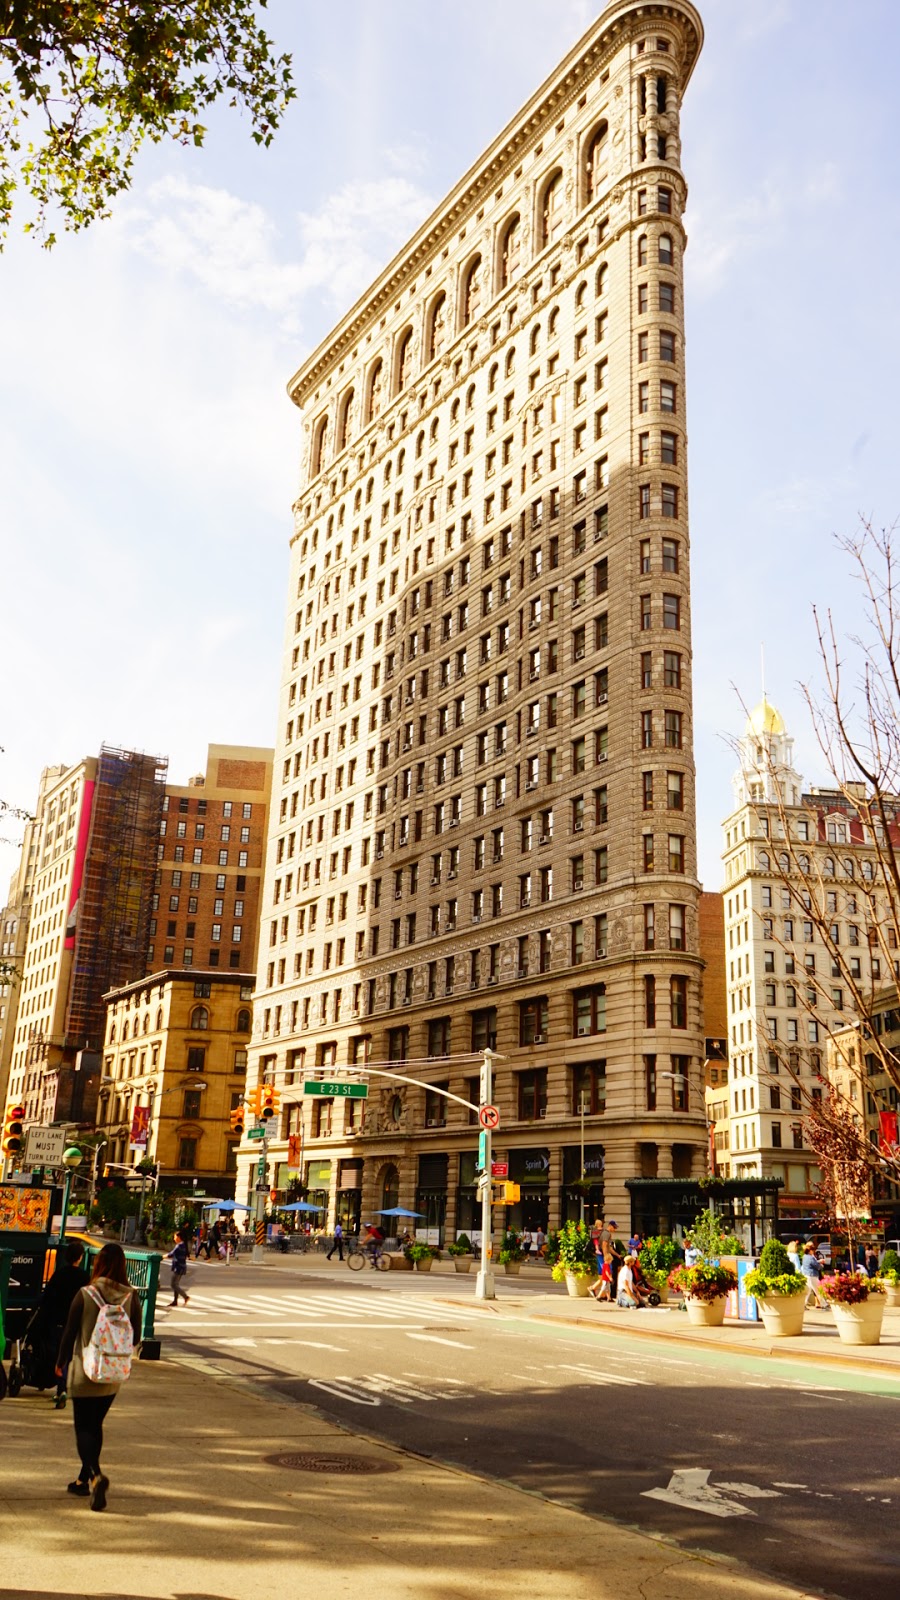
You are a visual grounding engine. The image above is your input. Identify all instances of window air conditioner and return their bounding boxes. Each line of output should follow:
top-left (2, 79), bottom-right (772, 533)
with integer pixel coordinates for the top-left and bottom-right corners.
top-left (487, 975), bottom-right (498, 985)
top-left (532, 1034), bottom-right (545, 1045)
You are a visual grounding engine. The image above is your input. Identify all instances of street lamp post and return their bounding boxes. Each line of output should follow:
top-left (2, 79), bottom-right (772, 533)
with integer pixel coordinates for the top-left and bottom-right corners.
top-left (58, 1146), bottom-right (83, 1244)
top-left (580, 1092), bottom-right (586, 1226)
top-left (474, 1049), bottom-right (496, 1303)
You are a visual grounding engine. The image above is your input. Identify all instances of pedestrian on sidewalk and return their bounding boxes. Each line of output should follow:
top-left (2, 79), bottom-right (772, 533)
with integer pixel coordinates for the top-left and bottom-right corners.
top-left (800, 1242), bottom-right (824, 1308)
top-left (786, 1240), bottom-right (802, 1272)
top-left (31, 1239), bottom-right (89, 1407)
top-left (164, 1229), bottom-right (191, 1306)
top-left (55, 1242), bottom-right (142, 1512)
top-left (326, 1220), bottom-right (344, 1262)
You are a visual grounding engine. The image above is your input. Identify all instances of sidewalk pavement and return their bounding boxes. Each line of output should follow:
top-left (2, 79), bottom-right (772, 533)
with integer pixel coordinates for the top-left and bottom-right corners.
top-left (0, 1351), bottom-right (821, 1600)
top-left (478, 1291), bottom-right (900, 1374)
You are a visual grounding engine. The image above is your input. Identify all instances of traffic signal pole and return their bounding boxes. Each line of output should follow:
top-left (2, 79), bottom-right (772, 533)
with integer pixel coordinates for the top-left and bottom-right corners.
top-left (251, 1123), bottom-right (268, 1264)
top-left (475, 1049), bottom-right (496, 1302)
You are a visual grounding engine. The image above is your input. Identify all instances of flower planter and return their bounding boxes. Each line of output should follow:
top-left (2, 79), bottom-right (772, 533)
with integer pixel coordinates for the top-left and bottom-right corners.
top-left (831, 1298), bottom-right (885, 1346)
top-left (565, 1271), bottom-right (593, 1298)
top-left (388, 1253), bottom-right (413, 1271)
top-left (453, 1256), bottom-right (472, 1273)
top-left (503, 1261), bottom-right (521, 1276)
top-left (884, 1284), bottom-right (900, 1309)
top-left (754, 1290), bottom-right (807, 1338)
top-left (414, 1255), bottom-right (433, 1273)
top-left (684, 1295), bottom-right (727, 1327)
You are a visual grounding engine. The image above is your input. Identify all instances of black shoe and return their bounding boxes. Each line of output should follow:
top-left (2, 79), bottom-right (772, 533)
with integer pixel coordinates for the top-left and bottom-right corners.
top-left (89, 1473), bottom-right (109, 1512)
top-left (67, 1480), bottom-right (90, 1496)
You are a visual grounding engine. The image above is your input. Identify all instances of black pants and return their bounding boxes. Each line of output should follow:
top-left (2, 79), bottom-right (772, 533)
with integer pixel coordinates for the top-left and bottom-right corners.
top-left (326, 1240), bottom-right (343, 1260)
top-left (72, 1394), bottom-right (115, 1482)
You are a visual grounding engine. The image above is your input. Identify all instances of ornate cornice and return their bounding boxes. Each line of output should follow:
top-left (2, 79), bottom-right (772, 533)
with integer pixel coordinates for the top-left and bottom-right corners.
top-left (286, 1), bottom-right (703, 409)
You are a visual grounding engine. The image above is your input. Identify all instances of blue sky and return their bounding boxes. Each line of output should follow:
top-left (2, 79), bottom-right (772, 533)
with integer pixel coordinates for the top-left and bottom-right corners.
top-left (2, 0), bottom-right (899, 893)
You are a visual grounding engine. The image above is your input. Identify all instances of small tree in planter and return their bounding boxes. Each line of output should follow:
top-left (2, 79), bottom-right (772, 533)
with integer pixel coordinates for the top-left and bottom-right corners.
top-left (668, 1261), bottom-right (738, 1327)
top-left (744, 1239), bottom-right (808, 1337)
top-left (448, 1233), bottom-right (473, 1273)
top-left (498, 1229), bottom-right (525, 1275)
top-left (550, 1220), bottom-right (597, 1298)
top-left (684, 1208), bottom-right (745, 1261)
top-left (638, 1235), bottom-right (680, 1301)
top-left (820, 1271), bottom-right (886, 1346)
top-left (880, 1247), bottom-right (900, 1307)
top-left (408, 1241), bottom-right (438, 1273)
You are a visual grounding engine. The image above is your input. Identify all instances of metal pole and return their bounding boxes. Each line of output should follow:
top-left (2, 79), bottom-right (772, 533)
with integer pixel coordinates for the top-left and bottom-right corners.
top-left (580, 1092), bottom-right (586, 1226)
top-left (88, 1140), bottom-right (106, 1222)
top-left (58, 1170), bottom-right (73, 1244)
top-left (251, 1126), bottom-right (268, 1265)
top-left (475, 1049), bottom-right (496, 1302)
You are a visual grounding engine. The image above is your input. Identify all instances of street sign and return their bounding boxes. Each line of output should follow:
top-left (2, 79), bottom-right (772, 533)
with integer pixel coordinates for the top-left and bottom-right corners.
top-left (491, 1161), bottom-right (508, 1179)
top-left (303, 1081), bottom-right (368, 1098)
top-left (246, 1125), bottom-right (266, 1140)
top-left (478, 1104), bottom-right (500, 1130)
top-left (255, 1183), bottom-right (269, 1194)
top-left (477, 1172), bottom-right (491, 1192)
top-left (478, 1130), bottom-right (487, 1171)
top-left (23, 1126), bottom-right (66, 1168)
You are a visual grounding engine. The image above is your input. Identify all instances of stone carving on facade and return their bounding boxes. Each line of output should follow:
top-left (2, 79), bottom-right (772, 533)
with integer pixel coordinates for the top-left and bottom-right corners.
top-left (610, 917), bottom-right (627, 954)
top-left (373, 1083), bottom-right (409, 1135)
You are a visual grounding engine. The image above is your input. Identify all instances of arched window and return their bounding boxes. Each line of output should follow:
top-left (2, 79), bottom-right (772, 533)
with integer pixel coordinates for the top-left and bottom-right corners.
top-left (310, 414), bottom-right (327, 477)
top-left (637, 234), bottom-right (648, 267)
top-left (427, 291), bottom-right (447, 361)
top-left (191, 1005), bottom-right (209, 1031)
top-left (499, 213), bottom-right (521, 289)
top-left (547, 306), bottom-right (560, 339)
top-left (462, 255), bottom-right (483, 327)
top-left (824, 856), bottom-right (835, 877)
top-left (759, 851), bottom-right (770, 871)
top-left (109, 1024), bottom-right (117, 1043)
top-left (488, 362), bottom-right (499, 393)
top-left (237, 1008), bottom-right (251, 1033)
top-left (429, 417), bottom-right (439, 443)
top-left (529, 324), bottom-right (540, 357)
top-left (415, 430), bottom-right (424, 459)
top-left (575, 280), bottom-right (587, 311)
top-left (595, 263), bottom-right (608, 297)
top-left (584, 122), bottom-right (609, 204)
top-left (395, 327), bottom-right (413, 394)
top-left (450, 398), bottom-right (460, 425)
top-left (778, 852), bottom-right (789, 872)
top-left (155, 1007), bottom-right (164, 1029)
top-left (465, 382), bottom-right (476, 414)
top-left (505, 346), bottom-right (516, 377)
top-left (122, 1020), bottom-right (129, 1042)
top-left (337, 387), bottom-right (355, 452)
top-left (863, 860), bottom-right (874, 881)
top-left (843, 858), bottom-right (855, 879)
top-left (366, 358), bottom-right (384, 423)
top-left (540, 171), bottom-right (564, 249)
top-left (142, 1015), bottom-right (149, 1034)
top-left (799, 853), bottom-right (810, 875)
top-left (659, 233), bottom-right (673, 266)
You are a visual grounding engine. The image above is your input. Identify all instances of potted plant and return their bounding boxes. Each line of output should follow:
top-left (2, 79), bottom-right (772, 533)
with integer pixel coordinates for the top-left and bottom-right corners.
top-left (744, 1239), bottom-right (808, 1337)
top-left (668, 1261), bottom-right (738, 1327)
top-left (408, 1240), bottom-right (436, 1273)
top-left (820, 1271), bottom-right (886, 1346)
top-left (389, 1244), bottom-right (414, 1270)
top-left (448, 1233), bottom-right (474, 1273)
top-left (550, 1220), bottom-right (597, 1298)
top-left (638, 1235), bottom-right (680, 1304)
top-left (498, 1229), bottom-right (525, 1275)
top-left (880, 1248), bottom-right (900, 1308)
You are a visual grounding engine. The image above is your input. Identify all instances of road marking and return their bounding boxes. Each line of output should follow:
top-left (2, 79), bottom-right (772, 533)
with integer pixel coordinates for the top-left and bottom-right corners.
top-left (213, 1338), bottom-right (258, 1348)
top-left (406, 1333), bottom-right (474, 1349)
top-left (773, 1482), bottom-right (807, 1489)
top-left (308, 1378), bottom-right (381, 1406)
top-left (643, 1470), bottom-right (782, 1519)
top-left (556, 1362), bottom-right (647, 1386)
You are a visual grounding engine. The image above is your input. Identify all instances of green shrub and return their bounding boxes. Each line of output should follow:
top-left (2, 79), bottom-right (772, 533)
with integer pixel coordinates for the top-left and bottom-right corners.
top-left (881, 1248), bottom-right (900, 1277)
top-left (758, 1239), bottom-right (793, 1279)
top-left (639, 1234), bottom-right (680, 1275)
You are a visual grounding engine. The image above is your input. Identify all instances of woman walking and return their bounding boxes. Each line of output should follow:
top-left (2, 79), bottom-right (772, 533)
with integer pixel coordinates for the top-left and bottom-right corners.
top-left (165, 1228), bottom-right (190, 1306)
top-left (55, 1243), bottom-right (142, 1511)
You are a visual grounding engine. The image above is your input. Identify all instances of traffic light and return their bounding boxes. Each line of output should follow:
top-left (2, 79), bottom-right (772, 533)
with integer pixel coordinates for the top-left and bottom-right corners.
top-left (230, 1105), bottom-right (245, 1135)
top-left (245, 1087), bottom-right (262, 1119)
top-left (260, 1085), bottom-right (280, 1121)
top-left (2, 1104), bottom-right (25, 1158)
top-left (269, 1187), bottom-right (279, 1203)
top-left (504, 1181), bottom-right (521, 1204)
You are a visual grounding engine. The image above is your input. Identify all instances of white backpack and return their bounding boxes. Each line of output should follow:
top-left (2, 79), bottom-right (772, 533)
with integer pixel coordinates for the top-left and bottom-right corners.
top-left (82, 1286), bottom-right (135, 1384)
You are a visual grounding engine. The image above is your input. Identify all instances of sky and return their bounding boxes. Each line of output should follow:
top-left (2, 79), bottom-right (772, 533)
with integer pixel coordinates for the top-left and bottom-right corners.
top-left (2, 0), bottom-right (899, 895)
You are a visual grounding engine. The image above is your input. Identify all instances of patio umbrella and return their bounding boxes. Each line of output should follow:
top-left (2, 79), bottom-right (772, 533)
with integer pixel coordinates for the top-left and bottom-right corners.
top-left (278, 1200), bottom-right (325, 1212)
top-left (375, 1207), bottom-right (426, 1218)
top-left (208, 1200), bottom-right (250, 1212)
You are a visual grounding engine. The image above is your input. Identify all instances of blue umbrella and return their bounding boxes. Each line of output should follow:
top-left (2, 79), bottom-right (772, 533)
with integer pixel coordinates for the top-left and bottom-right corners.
top-left (207, 1199), bottom-right (250, 1212)
top-left (279, 1200), bottom-right (325, 1213)
top-left (375, 1207), bottom-right (425, 1218)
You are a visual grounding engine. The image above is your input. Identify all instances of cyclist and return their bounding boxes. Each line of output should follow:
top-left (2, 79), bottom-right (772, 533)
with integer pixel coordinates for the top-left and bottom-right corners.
top-left (363, 1222), bottom-right (385, 1267)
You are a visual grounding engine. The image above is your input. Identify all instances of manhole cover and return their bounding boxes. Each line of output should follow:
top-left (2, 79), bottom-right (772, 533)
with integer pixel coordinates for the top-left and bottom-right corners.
top-left (264, 1452), bottom-right (400, 1475)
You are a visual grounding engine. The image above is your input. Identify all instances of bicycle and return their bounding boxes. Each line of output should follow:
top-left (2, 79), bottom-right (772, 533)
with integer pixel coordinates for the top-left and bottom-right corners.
top-left (346, 1240), bottom-right (389, 1272)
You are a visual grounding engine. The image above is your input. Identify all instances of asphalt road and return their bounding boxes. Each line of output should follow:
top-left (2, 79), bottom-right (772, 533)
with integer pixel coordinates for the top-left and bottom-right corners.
top-left (160, 1260), bottom-right (900, 1600)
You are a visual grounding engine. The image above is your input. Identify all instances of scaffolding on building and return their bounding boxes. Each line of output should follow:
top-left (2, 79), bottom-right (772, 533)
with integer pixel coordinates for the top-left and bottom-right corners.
top-left (66, 745), bottom-right (167, 1051)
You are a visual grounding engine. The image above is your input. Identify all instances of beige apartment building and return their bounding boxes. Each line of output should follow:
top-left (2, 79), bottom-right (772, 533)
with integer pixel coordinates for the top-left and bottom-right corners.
top-left (721, 697), bottom-right (900, 1225)
top-left (239, 0), bottom-right (709, 1239)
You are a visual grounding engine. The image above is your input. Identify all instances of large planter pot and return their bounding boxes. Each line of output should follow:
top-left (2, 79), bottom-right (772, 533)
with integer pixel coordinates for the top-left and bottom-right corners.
top-left (831, 1297), bottom-right (885, 1346)
top-left (685, 1295), bottom-right (727, 1327)
top-left (453, 1256), bottom-right (472, 1273)
top-left (565, 1271), bottom-right (593, 1298)
top-left (414, 1255), bottom-right (434, 1273)
top-left (503, 1261), bottom-right (521, 1276)
top-left (388, 1253), bottom-right (413, 1271)
top-left (884, 1284), bottom-right (900, 1309)
top-left (755, 1290), bottom-right (807, 1338)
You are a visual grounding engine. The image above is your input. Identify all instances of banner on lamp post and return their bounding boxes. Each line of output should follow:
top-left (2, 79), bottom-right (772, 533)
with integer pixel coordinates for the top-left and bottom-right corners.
top-left (129, 1105), bottom-right (150, 1151)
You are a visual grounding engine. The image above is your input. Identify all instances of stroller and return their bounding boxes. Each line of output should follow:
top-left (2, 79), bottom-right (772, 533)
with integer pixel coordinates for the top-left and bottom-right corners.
top-left (3, 1303), bottom-right (62, 1401)
top-left (631, 1259), bottom-right (662, 1308)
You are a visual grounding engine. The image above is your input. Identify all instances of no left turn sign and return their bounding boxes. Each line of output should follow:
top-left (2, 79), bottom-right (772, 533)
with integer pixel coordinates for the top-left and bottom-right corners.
top-left (479, 1104), bottom-right (500, 1130)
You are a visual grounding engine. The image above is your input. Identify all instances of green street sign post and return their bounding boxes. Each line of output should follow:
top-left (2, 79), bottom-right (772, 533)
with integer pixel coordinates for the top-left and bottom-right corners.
top-left (303, 1081), bottom-right (368, 1099)
top-left (246, 1125), bottom-right (266, 1140)
top-left (478, 1130), bottom-right (487, 1172)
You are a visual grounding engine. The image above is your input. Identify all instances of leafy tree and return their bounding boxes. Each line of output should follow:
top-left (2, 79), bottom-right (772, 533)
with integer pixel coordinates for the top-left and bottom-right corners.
top-left (0, 1), bottom-right (294, 246)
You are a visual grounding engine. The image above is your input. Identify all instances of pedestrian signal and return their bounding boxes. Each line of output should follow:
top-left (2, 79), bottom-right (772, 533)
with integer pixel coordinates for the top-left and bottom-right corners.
top-left (504, 1181), bottom-right (521, 1203)
top-left (2, 1103), bottom-right (25, 1157)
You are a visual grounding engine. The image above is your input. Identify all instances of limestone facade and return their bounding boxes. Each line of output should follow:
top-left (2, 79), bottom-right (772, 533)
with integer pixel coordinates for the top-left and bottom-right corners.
top-left (239, 0), bottom-right (709, 1238)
